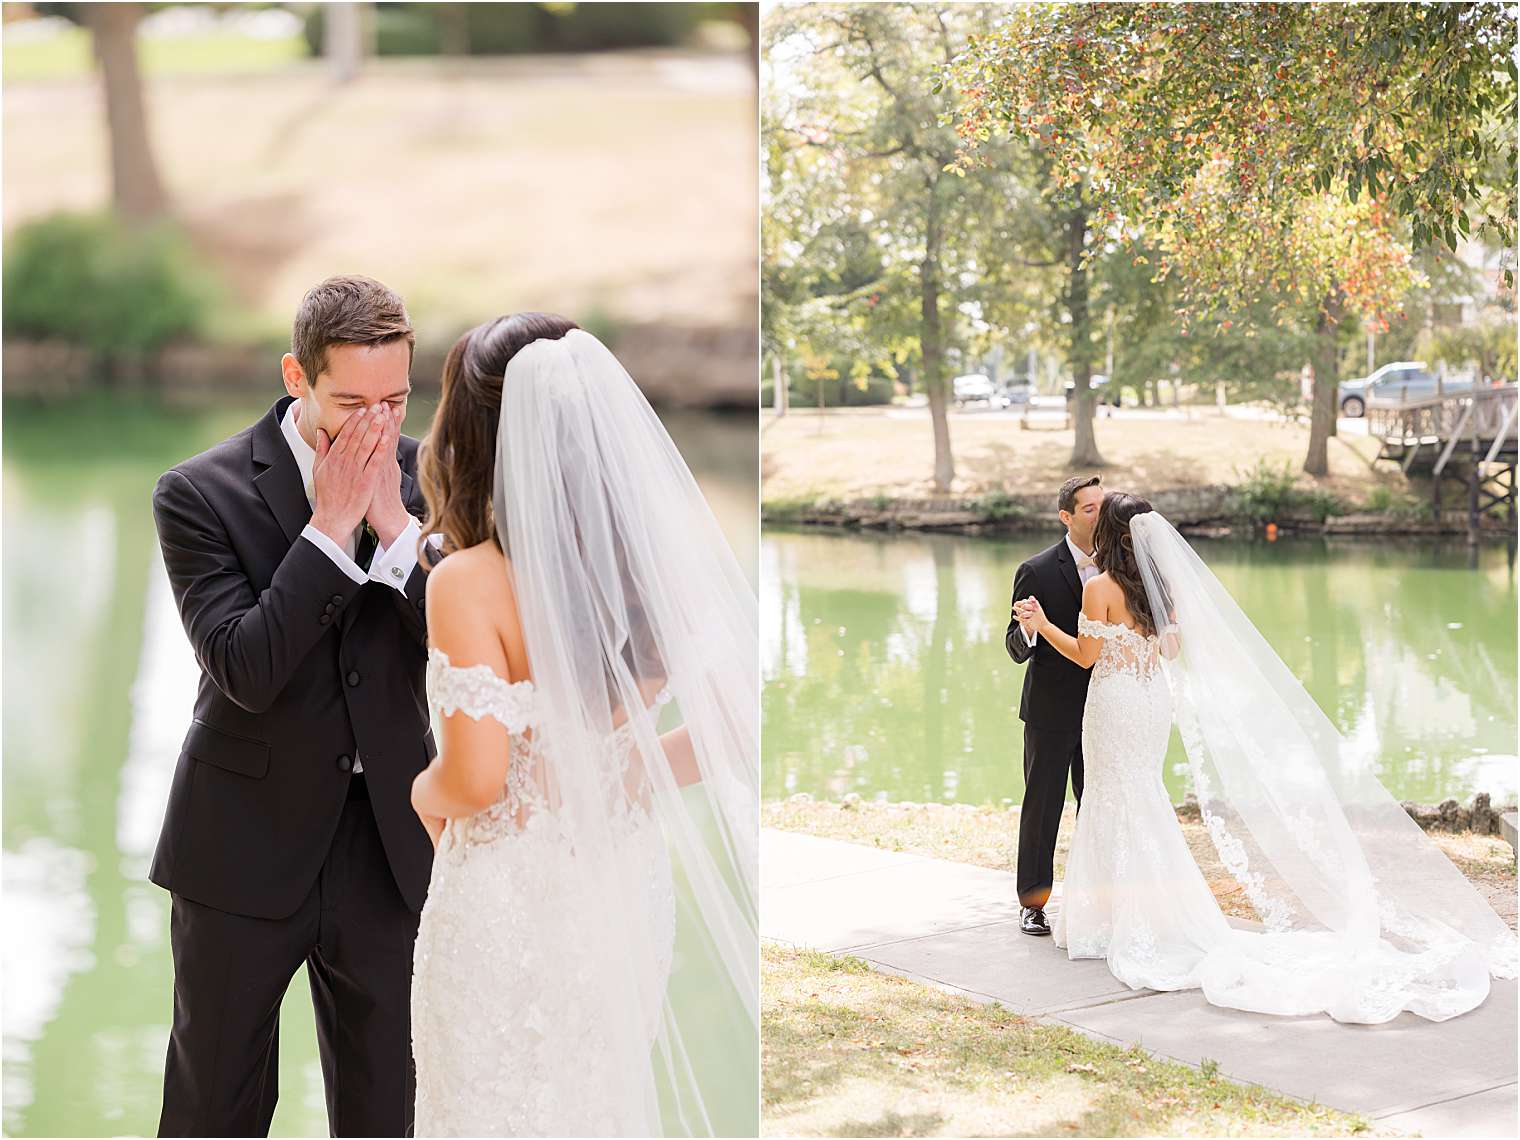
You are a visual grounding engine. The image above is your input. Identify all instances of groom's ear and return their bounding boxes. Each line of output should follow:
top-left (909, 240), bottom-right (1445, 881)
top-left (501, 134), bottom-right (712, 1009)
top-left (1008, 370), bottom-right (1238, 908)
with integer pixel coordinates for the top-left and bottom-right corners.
top-left (280, 352), bottom-right (308, 398)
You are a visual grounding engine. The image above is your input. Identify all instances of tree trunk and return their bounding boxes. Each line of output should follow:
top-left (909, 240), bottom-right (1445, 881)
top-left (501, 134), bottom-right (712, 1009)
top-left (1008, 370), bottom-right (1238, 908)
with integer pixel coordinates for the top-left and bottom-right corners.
top-left (85, 3), bottom-right (167, 221)
top-left (325, 2), bottom-right (366, 84)
top-left (773, 353), bottom-right (788, 416)
top-left (921, 181), bottom-right (955, 492)
top-left (1304, 289), bottom-right (1345, 477)
top-left (438, 3), bottom-right (471, 56)
top-left (1065, 199), bottom-right (1105, 467)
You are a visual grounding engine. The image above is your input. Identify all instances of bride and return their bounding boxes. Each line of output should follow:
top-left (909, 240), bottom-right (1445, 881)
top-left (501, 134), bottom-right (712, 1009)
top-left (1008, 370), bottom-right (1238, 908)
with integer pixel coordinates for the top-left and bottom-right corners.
top-left (405, 315), bottom-right (757, 1135)
top-left (1015, 490), bottom-right (1516, 1024)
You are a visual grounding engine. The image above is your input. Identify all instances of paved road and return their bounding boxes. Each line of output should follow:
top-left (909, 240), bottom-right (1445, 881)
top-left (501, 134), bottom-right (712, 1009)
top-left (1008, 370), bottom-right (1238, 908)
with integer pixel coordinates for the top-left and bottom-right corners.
top-left (763, 827), bottom-right (1518, 1138)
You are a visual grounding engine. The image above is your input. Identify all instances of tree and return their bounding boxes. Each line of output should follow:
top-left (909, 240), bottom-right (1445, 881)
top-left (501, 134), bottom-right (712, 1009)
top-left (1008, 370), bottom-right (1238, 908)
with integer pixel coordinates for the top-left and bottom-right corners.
top-left (80, 3), bottom-right (167, 220)
top-left (765, 3), bottom-right (1033, 491)
top-left (950, 1), bottom-right (1516, 475)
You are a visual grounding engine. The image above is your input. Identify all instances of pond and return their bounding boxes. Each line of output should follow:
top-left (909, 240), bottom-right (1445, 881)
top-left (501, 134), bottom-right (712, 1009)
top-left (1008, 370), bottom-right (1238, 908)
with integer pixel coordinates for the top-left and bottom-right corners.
top-left (763, 525), bottom-right (1518, 809)
top-left (1, 394), bottom-right (756, 1138)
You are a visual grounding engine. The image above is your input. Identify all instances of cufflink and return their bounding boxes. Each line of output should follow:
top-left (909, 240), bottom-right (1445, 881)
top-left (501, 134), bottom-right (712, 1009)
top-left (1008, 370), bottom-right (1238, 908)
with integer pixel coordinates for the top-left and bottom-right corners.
top-left (391, 566), bottom-right (404, 580)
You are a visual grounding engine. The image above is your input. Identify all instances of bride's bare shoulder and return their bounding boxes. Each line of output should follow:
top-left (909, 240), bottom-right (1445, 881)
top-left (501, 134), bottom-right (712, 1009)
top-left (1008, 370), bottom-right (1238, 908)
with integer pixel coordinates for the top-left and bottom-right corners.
top-left (425, 541), bottom-right (515, 610)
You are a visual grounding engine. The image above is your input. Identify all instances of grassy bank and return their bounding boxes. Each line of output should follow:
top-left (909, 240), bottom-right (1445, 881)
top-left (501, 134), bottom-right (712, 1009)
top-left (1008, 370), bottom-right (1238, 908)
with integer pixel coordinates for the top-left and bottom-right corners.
top-left (763, 799), bottom-right (1518, 930)
top-left (763, 943), bottom-right (1386, 1137)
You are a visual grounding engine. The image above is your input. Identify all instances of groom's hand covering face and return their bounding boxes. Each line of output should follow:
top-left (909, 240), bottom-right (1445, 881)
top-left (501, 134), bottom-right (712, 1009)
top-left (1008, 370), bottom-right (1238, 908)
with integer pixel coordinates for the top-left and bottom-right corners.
top-left (283, 339), bottom-right (413, 448)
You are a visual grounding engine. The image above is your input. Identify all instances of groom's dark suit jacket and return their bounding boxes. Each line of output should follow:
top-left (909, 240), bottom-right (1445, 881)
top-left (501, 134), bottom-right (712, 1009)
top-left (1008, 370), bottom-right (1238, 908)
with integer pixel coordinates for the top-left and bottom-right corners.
top-left (1004, 537), bottom-right (1092, 732)
top-left (148, 394), bottom-right (438, 921)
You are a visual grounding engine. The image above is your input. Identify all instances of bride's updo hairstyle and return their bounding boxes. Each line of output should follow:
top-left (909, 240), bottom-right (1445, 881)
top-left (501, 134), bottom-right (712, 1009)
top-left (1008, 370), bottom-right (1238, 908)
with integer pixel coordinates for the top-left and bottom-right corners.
top-left (1092, 491), bottom-right (1158, 636)
top-left (417, 312), bottom-right (579, 568)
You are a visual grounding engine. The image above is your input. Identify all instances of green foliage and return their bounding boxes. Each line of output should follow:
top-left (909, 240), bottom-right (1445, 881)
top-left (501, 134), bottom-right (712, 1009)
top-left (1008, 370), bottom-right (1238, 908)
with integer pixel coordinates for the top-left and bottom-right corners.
top-left (1365, 484), bottom-right (1434, 520)
top-left (950, 2), bottom-right (1518, 284)
top-left (303, 2), bottom-right (716, 57)
top-left (1423, 317), bottom-right (1519, 385)
top-left (974, 491), bottom-right (1026, 521)
top-left (1229, 458), bottom-right (1349, 523)
top-left (2, 212), bottom-right (214, 356)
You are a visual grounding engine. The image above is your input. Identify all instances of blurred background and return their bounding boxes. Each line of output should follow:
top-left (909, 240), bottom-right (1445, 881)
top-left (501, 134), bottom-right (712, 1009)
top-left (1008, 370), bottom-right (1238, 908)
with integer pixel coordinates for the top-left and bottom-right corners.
top-left (1, 2), bottom-right (758, 1135)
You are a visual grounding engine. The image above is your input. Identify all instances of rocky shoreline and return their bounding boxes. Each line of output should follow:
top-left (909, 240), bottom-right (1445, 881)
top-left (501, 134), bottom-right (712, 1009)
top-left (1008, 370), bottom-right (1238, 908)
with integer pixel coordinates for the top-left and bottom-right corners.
top-left (763, 485), bottom-right (1516, 539)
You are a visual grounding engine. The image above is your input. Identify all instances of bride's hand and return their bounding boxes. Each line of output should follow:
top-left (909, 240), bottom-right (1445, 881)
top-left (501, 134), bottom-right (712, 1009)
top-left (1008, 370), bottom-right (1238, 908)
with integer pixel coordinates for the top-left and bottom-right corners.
top-left (1018, 597), bottom-right (1047, 631)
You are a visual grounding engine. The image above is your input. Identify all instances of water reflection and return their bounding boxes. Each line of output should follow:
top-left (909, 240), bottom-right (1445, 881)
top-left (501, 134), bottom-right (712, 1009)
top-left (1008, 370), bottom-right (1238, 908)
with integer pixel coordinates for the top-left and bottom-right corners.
top-left (763, 527), bottom-right (1518, 808)
top-left (2, 396), bottom-right (755, 1138)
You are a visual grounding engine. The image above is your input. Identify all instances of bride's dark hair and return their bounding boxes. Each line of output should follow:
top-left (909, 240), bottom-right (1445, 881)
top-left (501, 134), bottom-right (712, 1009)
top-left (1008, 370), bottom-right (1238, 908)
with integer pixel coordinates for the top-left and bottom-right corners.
top-left (1092, 491), bottom-right (1157, 636)
top-left (417, 312), bottom-right (579, 568)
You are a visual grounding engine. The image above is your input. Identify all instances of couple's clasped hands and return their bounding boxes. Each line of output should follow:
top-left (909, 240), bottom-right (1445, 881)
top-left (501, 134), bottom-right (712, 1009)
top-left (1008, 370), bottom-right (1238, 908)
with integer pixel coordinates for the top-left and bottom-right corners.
top-left (309, 402), bottom-right (412, 553)
top-left (1014, 596), bottom-right (1049, 635)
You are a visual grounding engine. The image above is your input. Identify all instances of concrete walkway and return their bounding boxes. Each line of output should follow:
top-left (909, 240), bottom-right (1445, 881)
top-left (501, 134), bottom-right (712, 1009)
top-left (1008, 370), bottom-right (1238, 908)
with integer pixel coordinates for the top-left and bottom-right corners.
top-left (763, 828), bottom-right (1518, 1138)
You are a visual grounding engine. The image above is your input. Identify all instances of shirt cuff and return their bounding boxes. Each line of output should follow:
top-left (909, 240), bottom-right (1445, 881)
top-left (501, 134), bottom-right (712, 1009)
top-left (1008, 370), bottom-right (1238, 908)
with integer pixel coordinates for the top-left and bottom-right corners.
top-left (300, 524), bottom-right (367, 585)
top-left (369, 516), bottom-right (432, 592)
top-left (1022, 622), bottom-right (1038, 647)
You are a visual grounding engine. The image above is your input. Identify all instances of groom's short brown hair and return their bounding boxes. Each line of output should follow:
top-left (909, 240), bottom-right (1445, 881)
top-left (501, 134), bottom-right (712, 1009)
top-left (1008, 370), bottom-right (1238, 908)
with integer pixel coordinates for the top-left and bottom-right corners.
top-left (1057, 474), bottom-right (1101, 514)
top-left (292, 275), bottom-right (415, 386)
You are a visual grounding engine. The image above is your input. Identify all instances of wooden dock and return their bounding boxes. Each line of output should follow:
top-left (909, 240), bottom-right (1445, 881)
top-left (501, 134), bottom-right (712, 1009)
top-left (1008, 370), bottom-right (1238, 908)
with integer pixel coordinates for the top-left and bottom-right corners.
top-left (1367, 384), bottom-right (1517, 541)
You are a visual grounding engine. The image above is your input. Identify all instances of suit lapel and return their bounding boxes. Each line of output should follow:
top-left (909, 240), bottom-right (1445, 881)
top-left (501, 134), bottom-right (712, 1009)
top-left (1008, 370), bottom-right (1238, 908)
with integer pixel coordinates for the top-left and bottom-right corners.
top-left (252, 396), bottom-right (312, 548)
top-left (1055, 539), bottom-right (1082, 604)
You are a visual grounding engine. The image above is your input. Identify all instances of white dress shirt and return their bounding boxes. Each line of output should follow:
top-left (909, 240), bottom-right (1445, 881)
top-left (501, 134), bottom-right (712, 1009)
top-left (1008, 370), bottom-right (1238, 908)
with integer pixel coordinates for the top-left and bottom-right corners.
top-left (282, 400), bottom-right (441, 773)
top-left (1021, 533), bottom-right (1099, 648)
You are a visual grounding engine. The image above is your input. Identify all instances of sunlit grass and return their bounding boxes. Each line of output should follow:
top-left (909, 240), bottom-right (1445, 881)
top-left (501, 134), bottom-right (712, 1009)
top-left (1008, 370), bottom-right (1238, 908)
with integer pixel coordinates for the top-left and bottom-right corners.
top-left (3, 26), bottom-right (309, 84)
top-left (763, 943), bottom-right (1386, 1137)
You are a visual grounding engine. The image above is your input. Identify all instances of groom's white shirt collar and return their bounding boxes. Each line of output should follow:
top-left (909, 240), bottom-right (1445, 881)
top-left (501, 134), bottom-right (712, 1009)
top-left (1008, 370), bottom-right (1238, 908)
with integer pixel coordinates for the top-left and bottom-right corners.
top-left (280, 397), bottom-right (321, 504)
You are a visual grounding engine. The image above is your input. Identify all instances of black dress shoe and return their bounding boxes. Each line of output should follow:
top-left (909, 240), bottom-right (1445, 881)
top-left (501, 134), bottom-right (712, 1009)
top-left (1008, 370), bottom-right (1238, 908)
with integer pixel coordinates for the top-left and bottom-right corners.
top-left (1020, 906), bottom-right (1051, 936)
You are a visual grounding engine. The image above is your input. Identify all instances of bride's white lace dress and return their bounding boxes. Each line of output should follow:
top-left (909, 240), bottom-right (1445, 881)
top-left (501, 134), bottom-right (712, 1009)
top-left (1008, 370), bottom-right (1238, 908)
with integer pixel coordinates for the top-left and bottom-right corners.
top-left (1053, 614), bottom-right (1492, 1023)
top-left (410, 647), bottom-right (677, 1136)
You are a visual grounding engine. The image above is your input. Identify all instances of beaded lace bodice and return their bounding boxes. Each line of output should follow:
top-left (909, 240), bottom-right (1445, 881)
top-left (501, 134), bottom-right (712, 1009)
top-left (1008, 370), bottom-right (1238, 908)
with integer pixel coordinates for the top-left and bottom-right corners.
top-left (1078, 613), bottom-right (1163, 685)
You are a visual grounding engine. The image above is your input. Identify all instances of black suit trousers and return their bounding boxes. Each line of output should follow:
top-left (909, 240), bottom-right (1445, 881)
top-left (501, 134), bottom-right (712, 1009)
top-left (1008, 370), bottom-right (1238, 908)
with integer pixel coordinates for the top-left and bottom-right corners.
top-left (157, 778), bottom-right (420, 1138)
top-left (1016, 724), bottom-right (1085, 909)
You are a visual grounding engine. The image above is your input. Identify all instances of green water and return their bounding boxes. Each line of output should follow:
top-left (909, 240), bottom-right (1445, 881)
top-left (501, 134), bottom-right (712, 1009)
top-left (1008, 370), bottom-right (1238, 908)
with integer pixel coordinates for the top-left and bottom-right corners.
top-left (1, 394), bottom-right (757, 1138)
top-left (763, 526), bottom-right (1519, 808)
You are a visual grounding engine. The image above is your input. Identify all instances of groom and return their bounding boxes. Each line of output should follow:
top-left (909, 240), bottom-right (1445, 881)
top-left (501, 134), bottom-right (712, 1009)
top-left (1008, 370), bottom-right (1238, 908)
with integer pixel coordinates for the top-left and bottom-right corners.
top-left (149, 276), bottom-right (443, 1136)
top-left (1004, 474), bottom-right (1103, 936)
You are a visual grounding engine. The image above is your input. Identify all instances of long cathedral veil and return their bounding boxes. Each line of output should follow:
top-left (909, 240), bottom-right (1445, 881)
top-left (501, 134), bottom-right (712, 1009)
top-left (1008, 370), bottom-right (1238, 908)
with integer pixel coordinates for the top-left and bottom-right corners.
top-left (1129, 509), bottom-right (1516, 1023)
top-left (490, 328), bottom-right (757, 1132)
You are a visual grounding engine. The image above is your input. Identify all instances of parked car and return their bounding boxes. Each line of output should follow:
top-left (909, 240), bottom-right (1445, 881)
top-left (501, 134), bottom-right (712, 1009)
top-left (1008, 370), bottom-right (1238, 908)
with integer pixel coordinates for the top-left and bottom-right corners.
top-left (953, 373), bottom-right (996, 406)
top-left (1005, 380), bottom-right (1033, 405)
top-left (1338, 361), bottom-right (1476, 416)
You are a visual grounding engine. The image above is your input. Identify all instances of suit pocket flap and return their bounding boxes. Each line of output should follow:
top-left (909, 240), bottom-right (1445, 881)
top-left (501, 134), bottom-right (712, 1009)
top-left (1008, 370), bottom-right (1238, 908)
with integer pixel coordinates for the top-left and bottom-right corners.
top-left (183, 719), bottom-right (271, 779)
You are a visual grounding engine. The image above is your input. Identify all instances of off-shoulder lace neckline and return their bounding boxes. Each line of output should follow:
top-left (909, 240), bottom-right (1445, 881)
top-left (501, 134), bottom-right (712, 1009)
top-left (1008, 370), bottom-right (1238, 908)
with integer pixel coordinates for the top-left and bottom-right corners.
top-left (1079, 613), bottom-right (1157, 641)
top-left (427, 645), bottom-right (535, 691)
top-left (427, 644), bottom-right (676, 714)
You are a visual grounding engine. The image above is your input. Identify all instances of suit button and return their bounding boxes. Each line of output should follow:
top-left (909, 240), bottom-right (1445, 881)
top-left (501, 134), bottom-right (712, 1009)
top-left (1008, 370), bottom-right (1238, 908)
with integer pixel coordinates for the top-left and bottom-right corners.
top-left (346, 670), bottom-right (360, 686)
top-left (324, 602), bottom-right (336, 614)
top-left (337, 753), bottom-right (353, 772)
top-left (319, 613), bottom-right (331, 625)
top-left (331, 594), bottom-right (343, 605)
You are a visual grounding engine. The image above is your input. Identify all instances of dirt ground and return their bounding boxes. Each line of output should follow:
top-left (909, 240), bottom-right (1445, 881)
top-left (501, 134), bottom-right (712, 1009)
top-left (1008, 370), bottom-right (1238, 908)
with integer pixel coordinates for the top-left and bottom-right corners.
top-left (3, 51), bottom-right (757, 337)
top-left (761, 406), bottom-right (1404, 506)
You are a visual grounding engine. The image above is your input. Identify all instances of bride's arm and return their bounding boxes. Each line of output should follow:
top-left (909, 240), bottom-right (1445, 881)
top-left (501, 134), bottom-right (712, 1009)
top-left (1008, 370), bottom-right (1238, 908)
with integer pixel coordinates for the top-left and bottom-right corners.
top-left (411, 556), bottom-right (520, 828)
top-left (659, 725), bottom-right (702, 787)
top-left (1026, 579), bottom-right (1104, 669)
